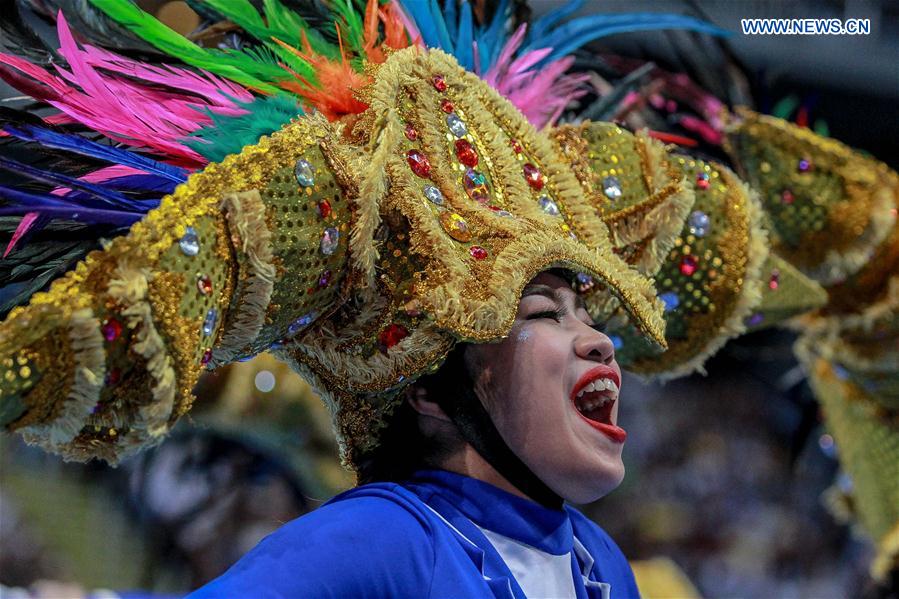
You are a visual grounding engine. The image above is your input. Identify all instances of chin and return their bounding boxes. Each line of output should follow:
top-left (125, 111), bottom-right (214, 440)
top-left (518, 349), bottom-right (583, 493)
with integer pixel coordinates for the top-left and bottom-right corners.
top-left (551, 461), bottom-right (626, 504)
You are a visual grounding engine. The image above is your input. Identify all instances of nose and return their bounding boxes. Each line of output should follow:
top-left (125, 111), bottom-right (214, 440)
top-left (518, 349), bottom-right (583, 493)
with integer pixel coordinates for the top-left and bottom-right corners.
top-left (574, 321), bottom-right (616, 365)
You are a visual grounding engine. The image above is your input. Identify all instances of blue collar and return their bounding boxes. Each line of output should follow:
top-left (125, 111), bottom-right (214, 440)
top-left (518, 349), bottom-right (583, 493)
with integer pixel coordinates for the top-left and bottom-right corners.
top-left (405, 469), bottom-right (574, 555)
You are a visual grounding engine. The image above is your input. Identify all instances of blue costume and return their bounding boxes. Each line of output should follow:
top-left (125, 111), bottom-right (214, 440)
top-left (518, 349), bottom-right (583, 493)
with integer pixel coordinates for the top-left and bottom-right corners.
top-left (190, 470), bottom-right (640, 598)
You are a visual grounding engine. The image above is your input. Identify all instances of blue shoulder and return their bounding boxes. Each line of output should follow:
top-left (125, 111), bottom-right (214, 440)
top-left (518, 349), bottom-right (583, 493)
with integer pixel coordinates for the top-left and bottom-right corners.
top-left (566, 506), bottom-right (640, 596)
top-left (189, 484), bottom-right (436, 599)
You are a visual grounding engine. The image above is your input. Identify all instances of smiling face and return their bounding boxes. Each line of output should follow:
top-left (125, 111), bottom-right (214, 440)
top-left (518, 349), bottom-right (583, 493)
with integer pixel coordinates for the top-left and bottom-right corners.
top-left (464, 271), bottom-right (626, 503)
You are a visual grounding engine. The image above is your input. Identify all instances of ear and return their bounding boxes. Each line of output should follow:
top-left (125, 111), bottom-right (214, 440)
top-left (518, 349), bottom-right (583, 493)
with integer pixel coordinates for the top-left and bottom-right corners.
top-left (405, 385), bottom-right (452, 423)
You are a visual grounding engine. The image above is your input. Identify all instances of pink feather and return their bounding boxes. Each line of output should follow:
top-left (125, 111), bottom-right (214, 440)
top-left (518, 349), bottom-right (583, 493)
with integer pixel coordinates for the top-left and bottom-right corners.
top-left (483, 25), bottom-right (587, 129)
top-left (4, 213), bottom-right (39, 258)
top-left (0, 14), bottom-right (253, 168)
top-left (389, 1), bottom-right (424, 47)
top-left (50, 166), bottom-right (148, 196)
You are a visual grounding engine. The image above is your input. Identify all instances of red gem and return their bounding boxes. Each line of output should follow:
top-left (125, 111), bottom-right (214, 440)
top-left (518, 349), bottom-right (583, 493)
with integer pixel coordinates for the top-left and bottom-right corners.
top-left (318, 269), bottom-right (332, 288)
top-left (404, 123), bottom-right (419, 141)
top-left (469, 246), bottom-right (488, 260)
top-left (197, 274), bottom-right (213, 296)
top-left (105, 367), bottom-right (121, 386)
top-left (510, 138), bottom-right (523, 154)
top-left (696, 172), bottom-right (710, 190)
top-left (679, 255), bottom-right (698, 276)
top-left (454, 139), bottom-right (478, 167)
top-left (781, 189), bottom-right (794, 204)
top-left (522, 163), bottom-right (544, 190)
top-left (318, 199), bottom-right (332, 218)
top-left (440, 98), bottom-right (454, 113)
top-left (432, 74), bottom-right (447, 92)
top-left (201, 349), bottom-right (212, 366)
top-left (378, 323), bottom-right (409, 351)
top-left (101, 318), bottom-right (122, 342)
top-left (406, 150), bottom-right (432, 178)
top-left (769, 269), bottom-right (780, 290)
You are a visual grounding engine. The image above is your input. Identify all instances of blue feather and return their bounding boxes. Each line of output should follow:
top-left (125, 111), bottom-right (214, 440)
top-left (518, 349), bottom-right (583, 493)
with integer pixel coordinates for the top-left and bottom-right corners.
top-left (399, 1), bottom-right (443, 49)
top-left (454, 1), bottom-right (474, 70)
top-left (443, 0), bottom-right (458, 43)
top-left (0, 155), bottom-right (141, 211)
top-left (524, 14), bottom-right (731, 65)
top-left (526, 0), bottom-right (584, 45)
top-left (478, 0), bottom-right (511, 70)
top-left (428, 0), bottom-right (455, 53)
top-left (1, 124), bottom-right (189, 183)
top-left (0, 186), bottom-right (144, 226)
top-left (100, 174), bottom-right (177, 195)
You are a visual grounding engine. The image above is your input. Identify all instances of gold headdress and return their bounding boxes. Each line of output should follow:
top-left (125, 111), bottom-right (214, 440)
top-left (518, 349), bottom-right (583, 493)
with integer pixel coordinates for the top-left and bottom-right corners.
top-left (726, 109), bottom-right (899, 579)
top-left (0, 48), bottom-right (669, 468)
top-left (551, 121), bottom-right (827, 379)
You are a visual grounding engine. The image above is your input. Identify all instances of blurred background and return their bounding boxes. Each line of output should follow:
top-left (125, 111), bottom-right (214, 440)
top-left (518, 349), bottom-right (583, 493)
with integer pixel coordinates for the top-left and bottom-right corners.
top-left (1, 0), bottom-right (897, 597)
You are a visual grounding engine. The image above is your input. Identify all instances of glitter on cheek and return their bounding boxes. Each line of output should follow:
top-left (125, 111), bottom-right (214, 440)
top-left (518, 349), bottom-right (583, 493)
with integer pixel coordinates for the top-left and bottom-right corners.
top-left (516, 328), bottom-right (532, 342)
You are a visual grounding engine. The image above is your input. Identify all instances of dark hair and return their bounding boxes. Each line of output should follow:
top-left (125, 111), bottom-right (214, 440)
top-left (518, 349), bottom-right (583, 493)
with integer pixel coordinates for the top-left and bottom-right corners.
top-left (355, 344), bottom-right (471, 485)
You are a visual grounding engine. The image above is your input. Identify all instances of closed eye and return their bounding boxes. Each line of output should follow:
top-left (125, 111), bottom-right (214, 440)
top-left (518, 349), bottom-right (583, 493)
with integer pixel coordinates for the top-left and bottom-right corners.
top-left (526, 309), bottom-right (564, 321)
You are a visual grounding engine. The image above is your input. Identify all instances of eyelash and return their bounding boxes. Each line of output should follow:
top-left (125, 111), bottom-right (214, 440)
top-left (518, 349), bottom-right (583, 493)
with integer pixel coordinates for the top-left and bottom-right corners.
top-left (526, 309), bottom-right (565, 321)
top-left (526, 308), bottom-right (602, 331)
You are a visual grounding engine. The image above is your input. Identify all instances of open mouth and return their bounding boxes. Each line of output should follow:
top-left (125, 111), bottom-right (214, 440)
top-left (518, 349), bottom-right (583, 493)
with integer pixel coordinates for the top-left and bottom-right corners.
top-left (570, 367), bottom-right (627, 443)
top-left (574, 382), bottom-right (616, 426)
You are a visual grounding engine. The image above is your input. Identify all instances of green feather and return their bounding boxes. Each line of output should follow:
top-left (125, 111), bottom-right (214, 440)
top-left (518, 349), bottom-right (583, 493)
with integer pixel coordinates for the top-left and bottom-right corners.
top-left (185, 95), bottom-right (303, 163)
top-left (200, 0), bottom-right (329, 76)
top-left (330, 0), bottom-right (366, 54)
top-left (87, 0), bottom-right (288, 93)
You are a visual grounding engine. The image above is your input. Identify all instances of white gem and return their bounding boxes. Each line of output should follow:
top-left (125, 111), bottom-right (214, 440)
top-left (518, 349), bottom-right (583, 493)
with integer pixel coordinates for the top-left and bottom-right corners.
top-left (320, 227), bottom-right (340, 255)
top-left (603, 176), bottom-right (622, 199)
top-left (202, 308), bottom-right (217, 336)
top-left (424, 185), bottom-right (444, 205)
top-left (179, 226), bottom-right (200, 256)
top-left (446, 114), bottom-right (467, 138)
top-left (538, 196), bottom-right (560, 216)
top-left (295, 159), bottom-right (315, 187)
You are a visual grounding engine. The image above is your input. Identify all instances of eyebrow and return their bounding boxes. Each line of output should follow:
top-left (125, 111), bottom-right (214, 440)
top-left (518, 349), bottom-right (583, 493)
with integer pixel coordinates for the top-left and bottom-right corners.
top-left (521, 284), bottom-right (588, 311)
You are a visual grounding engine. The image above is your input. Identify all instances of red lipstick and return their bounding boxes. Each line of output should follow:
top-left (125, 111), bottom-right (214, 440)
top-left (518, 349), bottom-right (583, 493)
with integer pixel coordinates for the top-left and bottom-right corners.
top-left (570, 365), bottom-right (627, 443)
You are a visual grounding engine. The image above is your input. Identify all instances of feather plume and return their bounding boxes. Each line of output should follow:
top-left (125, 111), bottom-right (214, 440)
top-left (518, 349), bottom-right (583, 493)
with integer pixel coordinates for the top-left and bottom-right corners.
top-left (0, 15), bottom-right (255, 168)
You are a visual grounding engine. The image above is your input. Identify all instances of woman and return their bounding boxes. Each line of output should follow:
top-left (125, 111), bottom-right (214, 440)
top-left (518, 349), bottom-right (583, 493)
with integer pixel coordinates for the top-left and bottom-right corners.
top-left (190, 270), bottom-right (640, 598)
top-left (0, 32), bottom-right (670, 596)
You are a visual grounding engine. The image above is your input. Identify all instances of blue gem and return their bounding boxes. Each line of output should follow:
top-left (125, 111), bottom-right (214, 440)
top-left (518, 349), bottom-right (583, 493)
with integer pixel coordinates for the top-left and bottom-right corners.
top-left (575, 273), bottom-right (594, 293)
top-left (688, 210), bottom-right (710, 237)
top-left (179, 226), bottom-right (200, 256)
top-left (609, 335), bottom-right (623, 350)
top-left (746, 312), bottom-right (764, 327)
top-left (659, 291), bottom-right (679, 312)
top-left (295, 159), bottom-right (315, 187)
top-left (538, 196), bottom-right (561, 216)
top-left (446, 114), bottom-right (467, 137)
top-left (424, 185), bottom-right (444, 205)
top-left (320, 227), bottom-right (340, 255)
top-left (287, 312), bottom-right (316, 337)
top-left (833, 363), bottom-right (849, 380)
top-left (202, 308), bottom-right (217, 336)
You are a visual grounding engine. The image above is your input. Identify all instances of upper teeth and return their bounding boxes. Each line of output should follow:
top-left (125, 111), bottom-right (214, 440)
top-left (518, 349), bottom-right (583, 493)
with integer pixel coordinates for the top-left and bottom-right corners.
top-left (576, 378), bottom-right (618, 399)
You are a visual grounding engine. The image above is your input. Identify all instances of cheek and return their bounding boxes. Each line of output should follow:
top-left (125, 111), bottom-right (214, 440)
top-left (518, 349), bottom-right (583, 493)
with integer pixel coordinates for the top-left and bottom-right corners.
top-left (482, 328), bottom-right (570, 435)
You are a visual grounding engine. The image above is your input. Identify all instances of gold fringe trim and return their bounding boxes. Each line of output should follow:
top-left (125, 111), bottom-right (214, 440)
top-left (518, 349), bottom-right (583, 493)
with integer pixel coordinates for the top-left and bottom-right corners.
top-left (810, 187), bottom-right (897, 285)
top-left (872, 521), bottom-right (899, 581)
top-left (19, 308), bottom-right (105, 450)
top-left (604, 134), bottom-right (696, 276)
top-left (350, 51), bottom-right (415, 292)
top-left (211, 190), bottom-right (276, 366)
top-left (107, 262), bottom-right (177, 446)
top-left (655, 167), bottom-right (770, 381)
